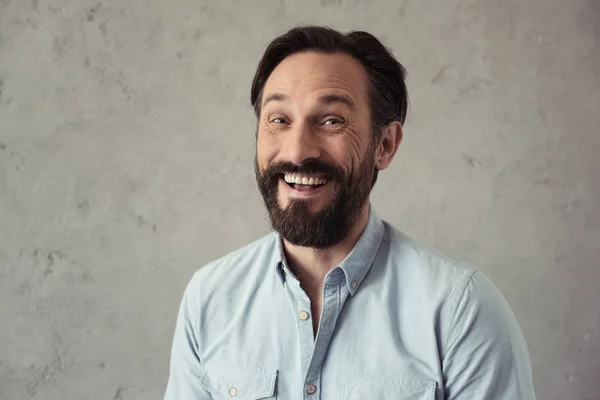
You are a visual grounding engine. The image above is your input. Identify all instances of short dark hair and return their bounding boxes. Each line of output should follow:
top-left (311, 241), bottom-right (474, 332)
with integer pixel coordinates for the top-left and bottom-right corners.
top-left (250, 26), bottom-right (409, 138)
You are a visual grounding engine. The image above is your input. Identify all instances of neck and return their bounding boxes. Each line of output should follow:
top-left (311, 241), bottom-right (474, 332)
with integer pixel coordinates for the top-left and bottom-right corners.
top-left (283, 202), bottom-right (371, 286)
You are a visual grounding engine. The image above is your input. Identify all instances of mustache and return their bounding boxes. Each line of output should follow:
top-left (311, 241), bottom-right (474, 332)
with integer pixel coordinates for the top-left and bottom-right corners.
top-left (261, 159), bottom-right (345, 181)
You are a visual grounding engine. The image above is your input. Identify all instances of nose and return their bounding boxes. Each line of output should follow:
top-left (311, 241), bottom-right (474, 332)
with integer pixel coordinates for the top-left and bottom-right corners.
top-left (283, 122), bottom-right (322, 165)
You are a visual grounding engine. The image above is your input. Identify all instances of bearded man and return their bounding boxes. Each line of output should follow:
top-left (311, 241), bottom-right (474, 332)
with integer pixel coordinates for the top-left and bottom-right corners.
top-left (164, 26), bottom-right (536, 400)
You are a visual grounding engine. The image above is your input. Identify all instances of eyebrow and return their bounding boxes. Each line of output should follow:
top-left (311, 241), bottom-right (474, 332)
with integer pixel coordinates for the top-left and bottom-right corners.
top-left (262, 93), bottom-right (288, 108)
top-left (317, 94), bottom-right (355, 110)
top-left (262, 93), bottom-right (355, 110)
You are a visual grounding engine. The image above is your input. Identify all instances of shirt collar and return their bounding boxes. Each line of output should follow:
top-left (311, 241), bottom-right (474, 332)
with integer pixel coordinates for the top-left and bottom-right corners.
top-left (275, 234), bottom-right (288, 284)
top-left (338, 204), bottom-right (385, 295)
top-left (274, 204), bottom-right (385, 296)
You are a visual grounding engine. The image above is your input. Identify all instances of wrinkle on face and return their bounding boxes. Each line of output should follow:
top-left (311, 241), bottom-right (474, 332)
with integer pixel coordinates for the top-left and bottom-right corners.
top-left (254, 51), bottom-right (381, 250)
top-left (257, 51), bottom-right (374, 180)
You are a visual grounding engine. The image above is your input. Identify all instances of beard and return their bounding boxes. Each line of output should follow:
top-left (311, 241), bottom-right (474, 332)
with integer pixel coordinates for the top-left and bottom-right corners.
top-left (255, 148), bottom-right (376, 249)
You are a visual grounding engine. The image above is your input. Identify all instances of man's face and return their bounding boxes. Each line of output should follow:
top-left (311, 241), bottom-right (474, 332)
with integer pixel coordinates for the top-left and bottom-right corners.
top-left (255, 52), bottom-right (376, 249)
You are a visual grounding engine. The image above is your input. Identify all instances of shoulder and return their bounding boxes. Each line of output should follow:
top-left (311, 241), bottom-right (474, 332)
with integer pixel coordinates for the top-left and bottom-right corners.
top-left (377, 221), bottom-right (517, 343)
top-left (383, 223), bottom-right (512, 314)
top-left (380, 220), bottom-right (515, 312)
top-left (184, 232), bottom-right (279, 300)
top-left (380, 220), bottom-right (477, 297)
top-left (379, 220), bottom-right (528, 355)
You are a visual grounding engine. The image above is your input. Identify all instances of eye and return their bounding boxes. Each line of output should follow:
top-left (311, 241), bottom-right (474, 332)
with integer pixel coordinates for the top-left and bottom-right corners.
top-left (322, 117), bottom-right (344, 126)
top-left (271, 117), bottom-right (287, 124)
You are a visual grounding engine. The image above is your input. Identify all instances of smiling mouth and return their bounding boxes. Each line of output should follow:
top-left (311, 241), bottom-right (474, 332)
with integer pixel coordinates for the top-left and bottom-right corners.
top-left (282, 173), bottom-right (330, 190)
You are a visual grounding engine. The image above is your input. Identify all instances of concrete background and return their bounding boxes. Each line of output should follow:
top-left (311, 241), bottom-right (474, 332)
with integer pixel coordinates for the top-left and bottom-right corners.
top-left (0, 0), bottom-right (598, 399)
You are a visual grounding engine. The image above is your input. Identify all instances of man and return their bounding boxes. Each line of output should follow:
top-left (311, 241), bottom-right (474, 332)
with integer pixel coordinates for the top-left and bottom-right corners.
top-left (165, 26), bottom-right (536, 399)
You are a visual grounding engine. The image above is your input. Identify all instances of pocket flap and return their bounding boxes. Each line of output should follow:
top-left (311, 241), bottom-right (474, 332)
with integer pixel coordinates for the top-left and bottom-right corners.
top-left (208, 368), bottom-right (278, 399)
top-left (342, 379), bottom-right (436, 400)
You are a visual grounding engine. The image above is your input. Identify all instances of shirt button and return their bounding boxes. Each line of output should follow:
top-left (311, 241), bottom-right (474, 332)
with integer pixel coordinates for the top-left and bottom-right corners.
top-left (351, 280), bottom-right (358, 289)
top-left (229, 387), bottom-right (238, 397)
top-left (299, 311), bottom-right (310, 321)
top-left (306, 384), bottom-right (317, 395)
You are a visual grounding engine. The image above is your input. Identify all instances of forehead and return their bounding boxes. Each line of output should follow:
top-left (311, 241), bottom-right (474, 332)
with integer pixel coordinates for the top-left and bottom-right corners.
top-left (262, 52), bottom-right (370, 107)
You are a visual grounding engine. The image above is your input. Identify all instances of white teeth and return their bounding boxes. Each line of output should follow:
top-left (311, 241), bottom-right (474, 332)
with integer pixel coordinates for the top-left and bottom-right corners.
top-left (283, 175), bottom-right (328, 186)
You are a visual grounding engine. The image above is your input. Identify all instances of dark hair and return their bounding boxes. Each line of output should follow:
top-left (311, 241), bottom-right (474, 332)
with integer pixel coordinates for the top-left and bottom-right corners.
top-left (250, 26), bottom-right (409, 138)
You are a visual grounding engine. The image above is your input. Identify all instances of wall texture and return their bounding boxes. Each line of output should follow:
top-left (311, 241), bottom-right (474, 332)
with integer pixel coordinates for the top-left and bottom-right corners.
top-left (1, 0), bottom-right (598, 399)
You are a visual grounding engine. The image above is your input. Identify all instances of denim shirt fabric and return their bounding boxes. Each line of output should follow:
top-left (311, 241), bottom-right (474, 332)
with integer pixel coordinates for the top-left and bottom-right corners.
top-left (165, 205), bottom-right (536, 399)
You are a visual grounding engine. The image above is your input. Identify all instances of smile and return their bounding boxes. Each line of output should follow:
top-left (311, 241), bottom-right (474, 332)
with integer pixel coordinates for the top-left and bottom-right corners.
top-left (283, 174), bottom-right (330, 188)
top-left (280, 174), bottom-right (331, 195)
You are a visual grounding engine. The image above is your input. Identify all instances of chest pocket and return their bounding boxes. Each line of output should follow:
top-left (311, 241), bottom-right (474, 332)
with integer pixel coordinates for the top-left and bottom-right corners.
top-left (342, 379), bottom-right (436, 400)
top-left (206, 368), bottom-right (278, 400)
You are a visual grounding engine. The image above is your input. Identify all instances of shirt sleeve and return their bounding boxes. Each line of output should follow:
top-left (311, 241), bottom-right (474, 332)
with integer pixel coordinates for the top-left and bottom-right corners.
top-left (442, 271), bottom-right (536, 399)
top-left (164, 274), bottom-right (213, 400)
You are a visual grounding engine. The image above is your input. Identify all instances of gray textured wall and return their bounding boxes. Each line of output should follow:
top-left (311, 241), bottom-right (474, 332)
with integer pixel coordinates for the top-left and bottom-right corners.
top-left (1, 0), bottom-right (598, 399)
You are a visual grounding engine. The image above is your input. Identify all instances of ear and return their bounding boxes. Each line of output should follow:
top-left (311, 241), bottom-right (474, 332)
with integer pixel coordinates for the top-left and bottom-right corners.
top-left (375, 121), bottom-right (403, 171)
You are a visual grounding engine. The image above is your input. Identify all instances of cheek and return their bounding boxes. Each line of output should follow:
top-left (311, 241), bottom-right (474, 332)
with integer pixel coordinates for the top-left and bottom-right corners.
top-left (331, 133), bottom-right (367, 174)
top-left (343, 121), bottom-right (370, 153)
top-left (256, 133), bottom-right (278, 169)
top-left (322, 143), bottom-right (351, 178)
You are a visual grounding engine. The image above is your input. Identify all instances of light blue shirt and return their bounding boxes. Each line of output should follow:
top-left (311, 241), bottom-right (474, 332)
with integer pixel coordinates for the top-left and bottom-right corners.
top-left (165, 205), bottom-right (535, 399)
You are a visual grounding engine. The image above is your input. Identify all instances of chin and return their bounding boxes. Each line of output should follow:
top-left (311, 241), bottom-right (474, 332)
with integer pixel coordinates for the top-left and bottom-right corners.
top-left (279, 196), bottom-right (327, 212)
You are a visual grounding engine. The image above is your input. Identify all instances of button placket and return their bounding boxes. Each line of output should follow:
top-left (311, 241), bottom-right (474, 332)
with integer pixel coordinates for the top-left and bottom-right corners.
top-left (305, 383), bottom-right (317, 395)
top-left (299, 311), bottom-right (310, 321)
top-left (281, 275), bottom-right (317, 390)
top-left (303, 273), bottom-right (350, 399)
